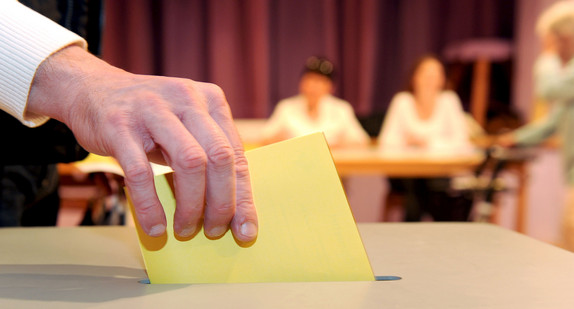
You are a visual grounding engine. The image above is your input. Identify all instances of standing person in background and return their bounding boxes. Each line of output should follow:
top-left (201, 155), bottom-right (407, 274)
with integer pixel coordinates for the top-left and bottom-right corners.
top-left (378, 55), bottom-right (472, 221)
top-left (262, 56), bottom-right (370, 148)
top-left (498, 1), bottom-right (574, 251)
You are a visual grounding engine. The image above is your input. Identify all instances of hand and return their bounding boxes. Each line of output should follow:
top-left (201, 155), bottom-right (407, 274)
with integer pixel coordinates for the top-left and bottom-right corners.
top-left (27, 46), bottom-right (258, 242)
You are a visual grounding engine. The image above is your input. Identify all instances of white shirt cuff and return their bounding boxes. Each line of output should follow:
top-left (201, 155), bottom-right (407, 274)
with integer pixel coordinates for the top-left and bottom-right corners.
top-left (0, 0), bottom-right (87, 127)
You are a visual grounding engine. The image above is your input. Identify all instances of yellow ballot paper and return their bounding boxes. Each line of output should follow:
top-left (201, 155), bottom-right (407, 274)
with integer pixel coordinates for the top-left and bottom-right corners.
top-left (128, 132), bottom-right (374, 283)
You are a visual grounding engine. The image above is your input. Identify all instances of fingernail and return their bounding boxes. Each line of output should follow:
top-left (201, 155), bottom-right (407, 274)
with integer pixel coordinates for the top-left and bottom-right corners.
top-left (149, 224), bottom-right (166, 237)
top-left (178, 225), bottom-right (196, 238)
top-left (208, 226), bottom-right (227, 238)
top-left (241, 222), bottom-right (258, 238)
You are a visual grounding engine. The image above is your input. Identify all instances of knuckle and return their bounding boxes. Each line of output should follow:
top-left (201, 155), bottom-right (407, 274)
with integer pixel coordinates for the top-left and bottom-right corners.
top-left (175, 204), bottom-right (203, 221)
top-left (210, 201), bottom-right (235, 217)
top-left (235, 194), bottom-right (254, 212)
top-left (203, 83), bottom-right (230, 109)
top-left (234, 152), bottom-right (250, 178)
top-left (206, 142), bottom-right (234, 168)
top-left (143, 96), bottom-right (165, 109)
top-left (182, 81), bottom-right (231, 116)
top-left (166, 79), bottom-right (192, 97)
top-left (123, 164), bottom-right (153, 187)
top-left (139, 94), bottom-right (171, 115)
top-left (103, 108), bottom-right (129, 127)
top-left (176, 147), bottom-right (207, 173)
top-left (203, 83), bottom-right (225, 100)
top-left (134, 200), bottom-right (159, 217)
top-left (233, 151), bottom-right (254, 213)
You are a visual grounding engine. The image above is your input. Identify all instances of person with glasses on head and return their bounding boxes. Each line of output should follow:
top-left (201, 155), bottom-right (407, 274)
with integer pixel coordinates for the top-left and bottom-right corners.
top-left (262, 56), bottom-right (370, 148)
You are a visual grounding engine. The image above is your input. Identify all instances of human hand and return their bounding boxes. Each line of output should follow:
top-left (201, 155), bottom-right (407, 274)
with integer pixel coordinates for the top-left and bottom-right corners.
top-left (27, 46), bottom-right (258, 242)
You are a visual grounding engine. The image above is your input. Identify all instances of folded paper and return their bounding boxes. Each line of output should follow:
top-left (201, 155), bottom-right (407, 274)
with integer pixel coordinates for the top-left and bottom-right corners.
top-left (128, 132), bottom-right (374, 283)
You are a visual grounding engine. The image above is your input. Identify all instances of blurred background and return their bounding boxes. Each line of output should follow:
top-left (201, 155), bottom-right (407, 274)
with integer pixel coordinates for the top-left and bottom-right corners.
top-left (102, 0), bottom-right (521, 127)
top-left (57, 0), bottom-right (566, 244)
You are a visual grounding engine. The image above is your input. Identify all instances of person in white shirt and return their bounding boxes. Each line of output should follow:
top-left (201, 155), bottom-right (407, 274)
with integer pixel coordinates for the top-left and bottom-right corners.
top-left (0, 0), bottom-right (257, 242)
top-left (378, 55), bottom-right (472, 221)
top-left (262, 56), bottom-right (370, 148)
top-left (378, 56), bottom-right (471, 154)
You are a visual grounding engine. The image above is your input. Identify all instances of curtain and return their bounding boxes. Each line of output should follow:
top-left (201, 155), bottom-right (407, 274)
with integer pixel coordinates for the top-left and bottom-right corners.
top-left (102, 0), bottom-right (514, 120)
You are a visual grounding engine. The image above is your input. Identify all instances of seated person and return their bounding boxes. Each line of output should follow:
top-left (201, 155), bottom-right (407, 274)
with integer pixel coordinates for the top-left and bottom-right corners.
top-left (262, 56), bottom-right (369, 148)
top-left (378, 55), bottom-right (471, 154)
top-left (378, 55), bottom-right (472, 221)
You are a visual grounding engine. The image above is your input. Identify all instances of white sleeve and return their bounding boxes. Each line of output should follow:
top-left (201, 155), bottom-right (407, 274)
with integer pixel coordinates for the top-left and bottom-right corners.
top-left (0, 0), bottom-right (87, 127)
top-left (338, 103), bottom-right (370, 146)
top-left (262, 101), bottom-right (288, 141)
top-left (429, 92), bottom-right (471, 152)
top-left (377, 93), bottom-right (406, 150)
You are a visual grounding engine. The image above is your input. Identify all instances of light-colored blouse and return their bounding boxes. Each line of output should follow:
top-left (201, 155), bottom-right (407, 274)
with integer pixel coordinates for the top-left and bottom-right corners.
top-left (263, 94), bottom-right (370, 147)
top-left (378, 91), bottom-right (472, 154)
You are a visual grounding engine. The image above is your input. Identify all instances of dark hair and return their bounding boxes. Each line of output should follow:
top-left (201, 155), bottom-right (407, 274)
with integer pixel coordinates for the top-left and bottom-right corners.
top-left (404, 54), bottom-right (449, 93)
top-left (302, 56), bottom-right (335, 81)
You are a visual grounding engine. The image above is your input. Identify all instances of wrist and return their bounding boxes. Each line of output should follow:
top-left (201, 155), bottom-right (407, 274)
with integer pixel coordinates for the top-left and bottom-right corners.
top-left (27, 45), bottom-right (123, 125)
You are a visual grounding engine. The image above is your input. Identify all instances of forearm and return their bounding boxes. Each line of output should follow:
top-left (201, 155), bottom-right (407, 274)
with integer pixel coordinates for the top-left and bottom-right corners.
top-left (514, 124), bottom-right (558, 146)
top-left (514, 104), bottom-right (563, 146)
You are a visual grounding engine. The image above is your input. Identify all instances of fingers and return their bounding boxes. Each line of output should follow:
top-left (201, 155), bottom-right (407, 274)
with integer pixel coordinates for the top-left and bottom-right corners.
top-left (146, 111), bottom-right (209, 238)
top-left (178, 108), bottom-right (237, 239)
top-left (229, 152), bottom-right (259, 243)
top-left (108, 78), bottom-right (257, 243)
top-left (114, 135), bottom-right (167, 237)
top-left (201, 83), bottom-right (258, 243)
top-left (149, 102), bottom-right (239, 240)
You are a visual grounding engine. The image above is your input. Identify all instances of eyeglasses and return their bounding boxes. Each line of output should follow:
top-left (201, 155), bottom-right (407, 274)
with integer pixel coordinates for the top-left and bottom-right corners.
top-left (305, 56), bottom-right (334, 76)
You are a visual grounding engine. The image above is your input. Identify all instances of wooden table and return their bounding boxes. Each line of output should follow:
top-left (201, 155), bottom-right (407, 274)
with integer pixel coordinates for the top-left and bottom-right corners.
top-left (331, 148), bottom-right (530, 233)
top-left (1, 223), bottom-right (573, 308)
top-left (332, 148), bottom-right (484, 177)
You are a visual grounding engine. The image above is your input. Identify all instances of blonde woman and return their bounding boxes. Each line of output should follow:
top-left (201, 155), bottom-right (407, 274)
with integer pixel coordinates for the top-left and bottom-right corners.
top-left (498, 1), bottom-right (574, 250)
